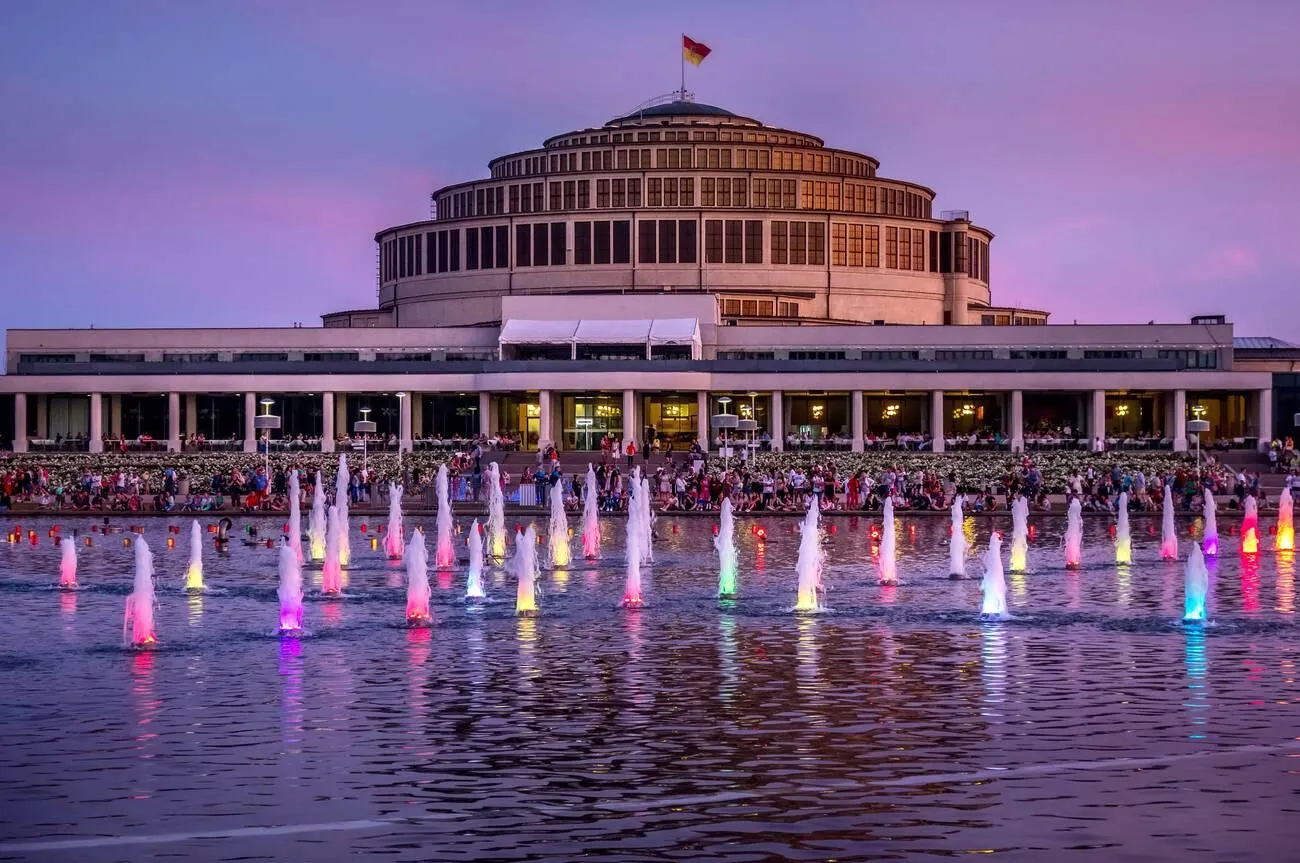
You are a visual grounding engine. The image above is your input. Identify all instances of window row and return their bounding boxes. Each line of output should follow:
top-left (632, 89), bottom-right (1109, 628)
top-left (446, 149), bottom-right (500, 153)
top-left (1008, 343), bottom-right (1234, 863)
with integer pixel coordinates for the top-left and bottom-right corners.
top-left (492, 141), bottom-right (874, 179)
top-left (718, 298), bottom-right (802, 319)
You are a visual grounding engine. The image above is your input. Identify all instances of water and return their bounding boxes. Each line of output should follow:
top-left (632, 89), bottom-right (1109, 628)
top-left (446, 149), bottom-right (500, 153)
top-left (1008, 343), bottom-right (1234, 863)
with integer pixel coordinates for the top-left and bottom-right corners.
top-left (715, 498), bottom-right (738, 597)
top-left (981, 532), bottom-right (1009, 619)
top-left (485, 462), bottom-right (506, 559)
top-left (1278, 487), bottom-right (1295, 551)
top-left (384, 482), bottom-right (405, 560)
top-left (1184, 541), bottom-right (1209, 621)
top-left (581, 464), bottom-right (600, 560)
top-left (309, 471), bottom-right (326, 561)
top-left (288, 469), bottom-right (303, 563)
top-left (622, 502), bottom-right (643, 607)
top-left (548, 482), bottom-right (571, 568)
top-left (59, 534), bottom-right (77, 588)
top-left (1204, 489), bottom-right (1219, 557)
top-left (949, 497), bottom-right (966, 577)
top-left (465, 520), bottom-right (486, 600)
top-left (1009, 495), bottom-right (1029, 572)
top-left (322, 505), bottom-right (343, 596)
top-left (1162, 484), bottom-right (1179, 559)
top-left (635, 474), bottom-right (654, 565)
top-left (335, 456), bottom-right (352, 567)
top-left (794, 501), bottom-right (824, 611)
top-left (178, 520), bottom-right (203, 592)
top-left (1242, 495), bottom-right (1259, 555)
top-left (513, 525), bottom-right (538, 615)
top-left (4, 513), bottom-right (1300, 861)
top-left (404, 529), bottom-right (431, 625)
top-left (877, 498), bottom-right (898, 585)
top-left (434, 466), bottom-right (454, 568)
top-left (276, 539), bottom-right (303, 633)
top-left (121, 536), bottom-right (156, 647)
top-left (1065, 497), bottom-right (1083, 567)
top-left (1115, 491), bottom-right (1132, 564)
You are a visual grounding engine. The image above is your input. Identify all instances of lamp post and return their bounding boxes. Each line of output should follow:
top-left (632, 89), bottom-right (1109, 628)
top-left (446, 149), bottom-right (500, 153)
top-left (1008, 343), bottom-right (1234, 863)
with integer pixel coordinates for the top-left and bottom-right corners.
top-left (254, 398), bottom-right (280, 489)
top-left (711, 396), bottom-right (738, 472)
top-left (1188, 418), bottom-right (1211, 474)
top-left (354, 407), bottom-right (376, 476)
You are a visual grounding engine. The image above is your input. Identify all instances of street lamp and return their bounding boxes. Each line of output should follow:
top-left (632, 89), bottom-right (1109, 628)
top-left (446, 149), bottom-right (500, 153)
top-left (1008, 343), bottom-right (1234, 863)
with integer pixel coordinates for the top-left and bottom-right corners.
top-left (711, 396), bottom-right (738, 471)
top-left (254, 398), bottom-right (280, 487)
top-left (1188, 418), bottom-right (1211, 474)
top-left (354, 407), bottom-right (376, 476)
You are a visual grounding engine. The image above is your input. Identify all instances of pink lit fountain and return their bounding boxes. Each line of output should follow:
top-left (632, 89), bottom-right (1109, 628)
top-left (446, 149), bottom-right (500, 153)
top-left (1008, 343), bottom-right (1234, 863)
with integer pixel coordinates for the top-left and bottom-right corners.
top-left (277, 539), bottom-right (304, 634)
top-left (384, 482), bottom-right (405, 560)
top-left (58, 534), bottom-right (78, 589)
top-left (123, 537), bottom-right (157, 648)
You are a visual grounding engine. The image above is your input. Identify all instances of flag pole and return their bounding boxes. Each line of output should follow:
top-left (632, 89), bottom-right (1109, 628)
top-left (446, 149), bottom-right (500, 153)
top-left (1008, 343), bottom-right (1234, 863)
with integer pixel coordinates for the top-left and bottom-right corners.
top-left (679, 33), bottom-right (685, 100)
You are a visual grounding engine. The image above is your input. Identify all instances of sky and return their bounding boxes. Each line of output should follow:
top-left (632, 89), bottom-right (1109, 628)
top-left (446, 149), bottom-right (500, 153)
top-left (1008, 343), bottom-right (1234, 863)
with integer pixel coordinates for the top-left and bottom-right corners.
top-left (1, 0), bottom-right (1297, 345)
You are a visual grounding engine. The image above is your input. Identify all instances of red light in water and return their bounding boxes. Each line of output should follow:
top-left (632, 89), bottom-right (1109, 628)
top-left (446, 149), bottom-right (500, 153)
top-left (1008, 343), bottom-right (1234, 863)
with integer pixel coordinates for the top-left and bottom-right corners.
top-left (360, 524), bottom-right (367, 533)
top-left (378, 525), bottom-right (386, 534)
top-left (84, 537), bottom-right (93, 547)
top-left (672, 524), bottom-right (679, 534)
top-left (829, 524), bottom-right (837, 535)
top-left (283, 523), bottom-right (290, 533)
top-left (1108, 524), bottom-right (1116, 537)
top-left (712, 524), bottom-right (719, 535)
top-left (166, 537), bottom-right (175, 549)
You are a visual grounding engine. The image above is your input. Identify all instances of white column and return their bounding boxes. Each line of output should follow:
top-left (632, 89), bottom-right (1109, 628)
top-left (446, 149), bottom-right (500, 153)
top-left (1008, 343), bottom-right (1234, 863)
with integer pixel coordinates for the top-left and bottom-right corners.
top-left (539, 390), bottom-right (553, 451)
top-left (321, 392), bottom-right (335, 452)
top-left (243, 392), bottom-right (256, 453)
top-left (930, 390), bottom-right (945, 453)
top-left (1173, 389), bottom-right (1188, 452)
top-left (167, 392), bottom-right (181, 452)
top-left (35, 395), bottom-right (47, 440)
top-left (478, 391), bottom-right (491, 436)
top-left (399, 392), bottom-right (412, 453)
top-left (184, 394), bottom-right (197, 438)
top-left (89, 393), bottom-right (103, 452)
top-left (1090, 389), bottom-right (1106, 451)
top-left (770, 390), bottom-right (784, 452)
top-left (1257, 388), bottom-right (1273, 451)
top-left (623, 389), bottom-right (637, 446)
top-left (850, 390), bottom-right (864, 452)
top-left (1010, 390), bottom-right (1024, 452)
top-left (13, 393), bottom-right (27, 453)
top-left (697, 390), bottom-right (709, 452)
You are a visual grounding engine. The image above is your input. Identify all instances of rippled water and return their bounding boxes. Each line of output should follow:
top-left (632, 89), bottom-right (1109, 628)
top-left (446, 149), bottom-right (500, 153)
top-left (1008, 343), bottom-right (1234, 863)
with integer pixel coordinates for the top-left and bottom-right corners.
top-left (1, 513), bottom-right (1298, 862)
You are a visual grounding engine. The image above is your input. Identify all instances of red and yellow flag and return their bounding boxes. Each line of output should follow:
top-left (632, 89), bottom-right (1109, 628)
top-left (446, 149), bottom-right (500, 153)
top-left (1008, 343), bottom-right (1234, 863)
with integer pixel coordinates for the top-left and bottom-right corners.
top-left (682, 34), bottom-right (711, 66)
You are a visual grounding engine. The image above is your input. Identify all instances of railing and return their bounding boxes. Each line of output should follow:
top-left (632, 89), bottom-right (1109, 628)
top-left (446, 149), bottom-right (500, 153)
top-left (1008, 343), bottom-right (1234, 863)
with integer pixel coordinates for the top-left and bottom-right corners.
top-left (940, 209), bottom-right (970, 221)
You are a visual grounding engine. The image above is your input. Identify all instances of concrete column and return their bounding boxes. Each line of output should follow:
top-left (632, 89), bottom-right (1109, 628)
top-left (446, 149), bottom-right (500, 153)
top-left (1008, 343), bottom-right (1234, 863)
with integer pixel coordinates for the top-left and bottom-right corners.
top-left (399, 392), bottom-right (412, 453)
top-left (1090, 389), bottom-right (1106, 450)
top-left (184, 394), bottom-right (197, 438)
top-left (321, 392), bottom-right (335, 452)
top-left (410, 394), bottom-right (423, 439)
top-left (13, 393), bottom-right (27, 453)
top-left (1173, 389), bottom-right (1188, 452)
top-left (110, 395), bottom-right (122, 438)
top-left (623, 389), bottom-right (637, 446)
top-left (697, 390), bottom-right (709, 452)
top-left (930, 390), bottom-right (945, 453)
top-left (167, 392), bottom-right (181, 452)
top-left (35, 395), bottom-right (47, 440)
top-left (1010, 389), bottom-right (1024, 452)
top-left (850, 390), bottom-right (864, 452)
top-left (243, 392), bottom-right (256, 453)
top-left (539, 390), bottom-right (553, 451)
top-left (770, 390), bottom-right (784, 452)
top-left (478, 391), bottom-right (491, 436)
top-left (1257, 388), bottom-right (1273, 451)
top-left (89, 393), bottom-right (103, 452)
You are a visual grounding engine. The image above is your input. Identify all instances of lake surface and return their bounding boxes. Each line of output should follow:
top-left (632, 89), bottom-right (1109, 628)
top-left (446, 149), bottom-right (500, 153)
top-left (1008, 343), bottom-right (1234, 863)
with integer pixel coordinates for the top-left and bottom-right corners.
top-left (1, 512), bottom-right (1298, 862)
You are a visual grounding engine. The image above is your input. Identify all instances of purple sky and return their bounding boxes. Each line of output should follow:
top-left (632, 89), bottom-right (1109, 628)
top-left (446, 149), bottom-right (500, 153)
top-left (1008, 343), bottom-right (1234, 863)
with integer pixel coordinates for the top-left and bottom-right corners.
top-left (2, 0), bottom-right (1297, 344)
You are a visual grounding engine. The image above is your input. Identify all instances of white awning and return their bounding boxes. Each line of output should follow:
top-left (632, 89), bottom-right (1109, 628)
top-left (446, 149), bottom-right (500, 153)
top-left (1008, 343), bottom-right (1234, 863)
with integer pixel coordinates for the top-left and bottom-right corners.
top-left (573, 319), bottom-right (652, 343)
top-left (498, 319), bottom-right (579, 344)
top-left (648, 318), bottom-right (700, 345)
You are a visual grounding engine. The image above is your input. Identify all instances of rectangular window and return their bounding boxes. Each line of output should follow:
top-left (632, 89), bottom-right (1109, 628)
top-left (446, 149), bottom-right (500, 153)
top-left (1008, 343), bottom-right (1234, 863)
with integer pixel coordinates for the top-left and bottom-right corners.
top-left (581, 151), bottom-right (591, 171)
top-left (612, 220), bottom-right (631, 263)
top-left (865, 225), bottom-right (879, 267)
top-left (627, 178), bottom-right (642, 207)
top-left (680, 177), bottom-right (694, 206)
top-left (495, 186), bottom-right (504, 214)
top-left (549, 182), bottom-right (562, 211)
top-left (425, 232), bottom-right (436, 273)
top-left (397, 237), bottom-right (407, 278)
top-left (515, 224), bottom-right (531, 267)
top-left (658, 219), bottom-right (677, 263)
top-left (791, 222), bottom-right (807, 265)
top-left (771, 221), bottom-right (789, 264)
top-left (705, 219), bottom-right (723, 263)
top-left (648, 178), bottom-right (662, 207)
top-left (638, 219), bottom-right (656, 264)
top-left (885, 226), bottom-right (898, 269)
top-left (898, 227), bottom-right (911, 271)
top-left (724, 219), bottom-right (743, 264)
top-left (733, 177), bottom-right (746, 207)
top-left (831, 223), bottom-right (847, 266)
top-left (550, 222), bottom-right (566, 265)
top-left (449, 229), bottom-right (460, 270)
top-left (596, 179), bottom-right (610, 208)
top-left (808, 222), bottom-right (825, 265)
top-left (594, 220), bottom-right (611, 264)
top-left (476, 188), bottom-right (485, 215)
top-left (575, 221), bottom-right (592, 264)
top-left (617, 149), bottom-right (628, 170)
top-left (717, 178), bottom-right (731, 208)
top-left (533, 223), bottom-right (549, 266)
top-left (496, 225), bottom-right (509, 269)
top-left (828, 181), bottom-right (840, 211)
top-left (656, 147), bottom-right (668, 168)
top-left (465, 229), bottom-right (479, 271)
top-left (437, 231), bottom-right (449, 273)
top-left (577, 180), bottom-right (590, 209)
top-left (848, 224), bottom-right (863, 267)
top-left (663, 177), bottom-right (678, 207)
top-left (563, 180), bottom-right (576, 209)
top-left (480, 226), bottom-right (494, 268)
top-left (678, 220), bottom-right (697, 264)
top-left (745, 220), bottom-right (762, 264)
top-left (612, 178), bottom-right (625, 208)
top-left (955, 231), bottom-right (967, 275)
top-left (912, 228), bottom-right (924, 272)
top-left (928, 231), bottom-right (939, 273)
top-left (532, 183), bottom-right (544, 213)
top-left (801, 181), bottom-right (814, 209)
top-left (782, 179), bottom-right (797, 209)
top-left (939, 231), bottom-right (953, 272)
top-left (982, 241), bottom-right (990, 283)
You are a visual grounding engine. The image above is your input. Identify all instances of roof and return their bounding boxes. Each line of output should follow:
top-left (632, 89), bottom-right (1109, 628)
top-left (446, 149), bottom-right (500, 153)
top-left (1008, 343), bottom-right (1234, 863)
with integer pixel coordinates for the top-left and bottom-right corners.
top-left (1233, 336), bottom-right (1297, 350)
top-left (499, 318), bottom-right (700, 346)
top-left (608, 100), bottom-right (741, 124)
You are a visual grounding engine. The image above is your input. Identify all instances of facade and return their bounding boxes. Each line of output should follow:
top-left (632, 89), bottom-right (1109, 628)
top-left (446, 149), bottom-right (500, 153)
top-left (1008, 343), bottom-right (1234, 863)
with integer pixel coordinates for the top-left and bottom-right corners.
top-left (0, 96), bottom-right (1290, 455)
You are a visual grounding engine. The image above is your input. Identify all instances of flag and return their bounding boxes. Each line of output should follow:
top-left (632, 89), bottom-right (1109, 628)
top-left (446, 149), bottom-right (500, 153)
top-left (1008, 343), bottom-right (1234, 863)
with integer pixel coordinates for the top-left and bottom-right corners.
top-left (682, 35), bottom-right (711, 66)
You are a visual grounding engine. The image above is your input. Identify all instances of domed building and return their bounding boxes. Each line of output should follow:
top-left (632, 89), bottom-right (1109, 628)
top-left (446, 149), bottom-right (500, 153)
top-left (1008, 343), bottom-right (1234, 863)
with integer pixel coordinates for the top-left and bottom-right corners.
top-left (335, 95), bottom-right (1046, 329)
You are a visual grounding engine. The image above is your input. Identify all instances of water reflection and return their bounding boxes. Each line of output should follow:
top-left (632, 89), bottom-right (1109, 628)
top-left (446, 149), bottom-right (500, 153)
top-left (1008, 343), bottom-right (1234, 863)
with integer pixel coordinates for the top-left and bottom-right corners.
top-left (278, 636), bottom-right (304, 750)
top-left (187, 591), bottom-right (203, 627)
top-left (1184, 626), bottom-right (1209, 740)
top-left (717, 614), bottom-right (738, 708)
top-left (1067, 571), bottom-right (1081, 609)
top-left (1241, 553), bottom-right (1261, 613)
top-left (1116, 564), bottom-right (1132, 607)
top-left (1276, 552), bottom-right (1295, 615)
top-left (796, 615), bottom-right (820, 695)
top-left (59, 590), bottom-right (76, 620)
top-left (516, 616), bottom-right (539, 691)
top-left (130, 649), bottom-right (160, 803)
top-left (981, 624), bottom-right (1008, 720)
top-left (551, 568), bottom-right (570, 592)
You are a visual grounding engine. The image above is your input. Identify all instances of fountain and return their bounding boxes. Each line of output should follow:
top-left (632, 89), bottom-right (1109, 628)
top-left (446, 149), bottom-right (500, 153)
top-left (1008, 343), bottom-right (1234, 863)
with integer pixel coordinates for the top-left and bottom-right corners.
top-left (715, 497), bottom-right (738, 597)
top-left (486, 462), bottom-right (506, 558)
top-left (948, 496), bottom-right (967, 578)
top-left (794, 500), bottom-right (824, 612)
top-left (465, 519), bottom-right (486, 599)
top-left (309, 471), bottom-right (327, 561)
top-left (981, 533), bottom-right (1009, 619)
top-left (58, 533), bottom-right (77, 588)
top-left (1277, 488), bottom-right (1295, 551)
top-left (434, 465), bottom-right (455, 568)
top-left (1202, 489), bottom-right (1218, 557)
top-left (548, 481), bottom-right (571, 567)
top-left (1241, 495), bottom-right (1259, 554)
top-left (877, 498), bottom-right (898, 585)
top-left (277, 539), bottom-right (304, 633)
top-left (1183, 542), bottom-right (1209, 622)
top-left (335, 456), bottom-right (352, 566)
top-left (183, 519), bottom-right (205, 590)
top-left (513, 526), bottom-right (539, 615)
top-left (581, 464), bottom-right (601, 559)
top-left (623, 501), bottom-right (644, 607)
top-left (405, 529), bottom-right (432, 625)
top-left (383, 482), bottom-right (405, 559)
top-left (638, 476), bottom-right (655, 564)
top-left (1160, 484), bottom-right (1179, 560)
top-left (322, 505), bottom-right (344, 595)
top-left (288, 469), bottom-right (304, 563)
top-left (1115, 492), bottom-right (1132, 564)
top-left (123, 537), bottom-right (157, 647)
top-left (1064, 497), bottom-right (1083, 568)
top-left (1009, 495), bottom-right (1029, 572)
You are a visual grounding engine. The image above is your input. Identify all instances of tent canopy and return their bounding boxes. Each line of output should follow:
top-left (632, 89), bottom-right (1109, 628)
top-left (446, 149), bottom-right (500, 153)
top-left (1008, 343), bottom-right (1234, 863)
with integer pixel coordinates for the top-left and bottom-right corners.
top-left (498, 319), bottom-right (580, 344)
top-left (499, 318), bottom-right (700, 353)
top-left (573, 319), bottom-right (652, 344)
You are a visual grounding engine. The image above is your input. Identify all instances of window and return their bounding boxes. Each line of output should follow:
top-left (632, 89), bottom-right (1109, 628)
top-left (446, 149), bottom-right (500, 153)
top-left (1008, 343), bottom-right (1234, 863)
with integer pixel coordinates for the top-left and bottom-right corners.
top-left (612, 178), bottom-right (625, 208)
top-left (234, 352), bottom-right (287, 362)
top-left (532, 183), bottom-right (544, 213)
top-left (898, 228), bottom-right (911, 270)
top-left (437, 231), bottom-right (448, 273)
top-left (549, 182), bottom-right (562, 211)
top-left (885, 226), bottom-right (898, 268)
top-left (717, 350), bottom-right (776, 360)
top-left (928, 231), bottom-right (939, 273)
top-left (638, 219), bottom-right (656, 264)
top-left (481, 226), bottom-right (495, 268)
top-left (680, 177), bottom-right (694, 206)
top-left (20, 353), bottom-right (73, 363)
top-left (745, 220), bottom-right (762, 264)
top-left (303, 352), bottom-right (360, 362)
top-left (532, 223), bottom-right (549, 266)
top-left (934, 350), bottom-right (993, 360)
top-left (791, 222), bottom-right (807, 265)
top-left (596, 179), bottom-right (610, 208)
top-left (550, 223), bottom-right (565, 265)
top-left (1011, 350), bottom-right (1067, 359)
top-left (801, 181), bottom-right (814, 209)
top-left (705, 220), bottom-right (723, 263)
top-left (658, 219), bottom-right (677, 263)
top-left (591, 220), bottom-right (610, 264)
top-left (831, 223), bottom-right (847, 266)
top-left (701, 178), bottom-right (716, 207)
top-left (678, 220), bottom-right (697, 264)
top-left (465, 229), bottom-right (480, 271)
top-left (782, 179), bottom-right (797, 208)
top-left (955, 231), bottom-right (967, 274)
top-left (575, 221), bottom-right (592, 264)
top-left (808, 222), bottom-right (825, 265)
top-left (664, 177), bottom-right (678, 207)
top-left (771, 221), bottom-right (789, 264)
top-left (515, 224), bottom-right (531, 267)
top-left (724, 219), bottom-right (743, 264)
top-left (613, 220), bottom-right (631, 264)
top-left (563, 181), bottom-right (576, 209)
top-left (848, 224), bottom-right (864, 267)
top-left (1084, 350), bottom-right (1142, 360)
top-left (863, 350), bottom-right (919, 360)
top-left (789, 351), bottom-right (846, 360)
top-left (577, 179), bottom-right (590, 209)
top-left (649, 178), bottom-right (662, 206)
top-left (778, 301), bottom-right (799, 317)
top-left (496, 225), bottom-right (508, 268)
top-left (627, 178), bottom-right (641, 207)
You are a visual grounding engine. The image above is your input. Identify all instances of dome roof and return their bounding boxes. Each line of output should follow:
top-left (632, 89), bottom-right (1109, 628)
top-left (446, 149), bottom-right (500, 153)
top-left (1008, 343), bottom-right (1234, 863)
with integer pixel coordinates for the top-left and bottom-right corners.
top-left (607, 100), bottom-right (749, 125)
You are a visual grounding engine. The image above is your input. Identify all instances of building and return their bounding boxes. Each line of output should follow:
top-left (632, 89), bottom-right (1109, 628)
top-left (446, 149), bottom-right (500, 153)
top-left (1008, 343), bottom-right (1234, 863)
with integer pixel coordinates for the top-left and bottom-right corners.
top-left (0, 96), bottom-right (1290, 455)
